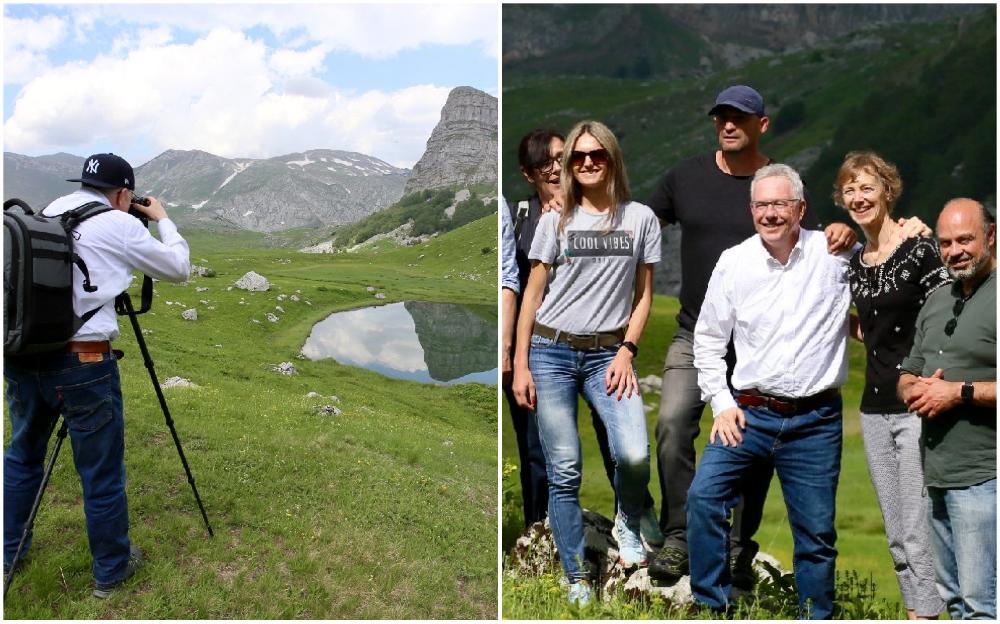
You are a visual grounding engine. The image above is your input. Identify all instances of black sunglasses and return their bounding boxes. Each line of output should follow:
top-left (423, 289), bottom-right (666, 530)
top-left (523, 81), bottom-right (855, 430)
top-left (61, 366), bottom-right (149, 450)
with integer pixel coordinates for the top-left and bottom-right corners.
top-left (569, 148), bottom-right (609, 168)
top-left (944, 298), bottom-right (966, 337)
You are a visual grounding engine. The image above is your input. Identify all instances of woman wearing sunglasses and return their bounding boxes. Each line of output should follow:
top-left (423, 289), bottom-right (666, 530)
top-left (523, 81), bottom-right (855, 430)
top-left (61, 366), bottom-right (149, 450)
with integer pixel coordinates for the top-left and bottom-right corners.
top-left (836, 151), bottom-right (949, 620)
top-left (513, 121), bottom-right (661, 606)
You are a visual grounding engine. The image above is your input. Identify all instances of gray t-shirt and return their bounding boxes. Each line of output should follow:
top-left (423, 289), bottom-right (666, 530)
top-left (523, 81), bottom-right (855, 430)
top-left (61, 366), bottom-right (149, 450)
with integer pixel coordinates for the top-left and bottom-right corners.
top-left (529, 201), bottom-right (662, 334)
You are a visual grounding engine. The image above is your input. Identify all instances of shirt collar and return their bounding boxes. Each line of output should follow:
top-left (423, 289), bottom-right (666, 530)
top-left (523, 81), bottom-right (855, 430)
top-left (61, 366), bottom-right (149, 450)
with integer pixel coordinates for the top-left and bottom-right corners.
top-left (754, 227), bottom-right (806, 267)
top-left (951, 266), bottom-right (997, 300)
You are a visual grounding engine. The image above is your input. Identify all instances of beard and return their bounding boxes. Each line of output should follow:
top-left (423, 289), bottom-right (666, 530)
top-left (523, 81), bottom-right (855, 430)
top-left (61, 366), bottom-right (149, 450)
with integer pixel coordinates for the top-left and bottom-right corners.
top-left (946, 251), bottom-right (991, 281)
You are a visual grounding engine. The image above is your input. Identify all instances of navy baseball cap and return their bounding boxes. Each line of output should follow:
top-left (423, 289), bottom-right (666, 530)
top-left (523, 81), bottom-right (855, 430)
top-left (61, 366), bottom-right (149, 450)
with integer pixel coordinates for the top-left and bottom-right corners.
top-left (708, 85), bottom-right (765, 117)
top-left (67, 153), bottom-right (135, 190)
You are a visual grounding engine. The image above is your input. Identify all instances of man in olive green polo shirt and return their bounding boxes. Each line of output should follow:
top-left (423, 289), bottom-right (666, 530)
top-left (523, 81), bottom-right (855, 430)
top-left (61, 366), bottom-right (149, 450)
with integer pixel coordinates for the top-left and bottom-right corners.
top-left (898, 198), bottom-right (997, 621)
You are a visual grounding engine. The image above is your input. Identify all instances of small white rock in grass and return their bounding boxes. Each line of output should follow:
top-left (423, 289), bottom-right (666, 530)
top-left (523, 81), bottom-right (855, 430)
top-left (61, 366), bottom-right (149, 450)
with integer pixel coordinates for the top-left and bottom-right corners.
top-left (277, 294), bottom-right (287, 301)
top-left (329, 395), bottom-right (340, 403)
top-left (374, 293), bottom-right (386, 300)
top-left (251, 319), bottom-right (261, 324)
top-left (304, 301), bottom-right (312, 306)
top-left (200, 300), bottom-right (210, 305)
top-left (214, 344), bottom-right (223, 348)
top-left (290, 295), bottom-right (300, 302)
top-left (166, 301), bottom-right (173, 306)
top-left (366, 286), bottom-right (376, 293)
top-left (266, 313), bottom-right (279, 323)
top-left (305, 391), bottom-right (322, 398)
top-left (234, 271), bottom-right (269, 292)
top-left (207, 306), bottom-right (216, 310)
top-left (276, 306), bottom-right (285, 313)
top-left (227, 286), bottom-right (233, 291)
top-left (272, 362), bottom-right (297, 375)
top-left (195, 287), bottom-right (209, 292)
top-left (317, 405), bottom-right (342, 416)
top-left (162, 376), bottom-right (198, 389)
top-left (141, 329), bottom-right (153, 336)
top-left (295, 289), bottom-right (301, 294)
top-left (181, 309), bottom-right (198, 321)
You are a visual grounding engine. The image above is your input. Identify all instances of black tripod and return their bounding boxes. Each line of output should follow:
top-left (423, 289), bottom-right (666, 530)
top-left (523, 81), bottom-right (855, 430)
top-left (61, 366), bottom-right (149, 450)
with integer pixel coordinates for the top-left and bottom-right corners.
top-left (3, 290), bottom-right (212, 598)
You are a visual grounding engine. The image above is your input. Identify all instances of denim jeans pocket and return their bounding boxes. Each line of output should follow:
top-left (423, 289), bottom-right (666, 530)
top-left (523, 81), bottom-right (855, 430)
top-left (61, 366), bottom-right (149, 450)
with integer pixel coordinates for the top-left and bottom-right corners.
top-left (4, 377), bottom-right (21, 415)
top-left (58, 373), bottom-right (114, 432)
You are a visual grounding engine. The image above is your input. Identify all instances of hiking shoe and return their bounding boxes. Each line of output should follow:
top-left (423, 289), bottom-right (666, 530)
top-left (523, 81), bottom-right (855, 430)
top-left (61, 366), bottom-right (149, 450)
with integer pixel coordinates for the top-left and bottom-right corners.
top-left (93, 545), bottom-right (144, 599)
top-left (639, 506), bottom-right (665, 549)
top-left (648, 545), bottom-right (688, 582)
top-left (730, 546), bottom-right (758, 591)
top-left (567, 579), bottom-right (592, 607)
top-left (613, 512), bottom-right (647, 568)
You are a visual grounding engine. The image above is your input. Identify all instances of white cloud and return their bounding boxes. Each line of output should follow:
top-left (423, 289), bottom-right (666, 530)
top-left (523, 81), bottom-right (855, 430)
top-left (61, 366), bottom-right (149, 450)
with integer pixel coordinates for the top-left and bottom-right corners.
top-left (3, 15), bottom-right (68, 84)
top-left (59, 4), bottom-right (498, 59)
top-left (4, 28), bottom-right (453, 167)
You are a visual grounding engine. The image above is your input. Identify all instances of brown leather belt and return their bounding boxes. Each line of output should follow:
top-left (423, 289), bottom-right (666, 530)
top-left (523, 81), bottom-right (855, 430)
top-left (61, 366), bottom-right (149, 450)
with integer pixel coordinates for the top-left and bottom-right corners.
top-left (533, 322), bottom-right (625, 351)
top-left (735, 388), bottom-right (841, 416)
top-left (65, 341), bottom-right (111, 353)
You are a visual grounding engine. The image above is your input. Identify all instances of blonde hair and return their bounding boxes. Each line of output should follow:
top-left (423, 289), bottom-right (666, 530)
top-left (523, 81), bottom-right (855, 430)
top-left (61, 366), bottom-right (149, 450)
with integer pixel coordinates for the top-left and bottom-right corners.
top-left (833, 150), bottom-right (903, 212)
top-left (559, 120), bottom-right (630, 233)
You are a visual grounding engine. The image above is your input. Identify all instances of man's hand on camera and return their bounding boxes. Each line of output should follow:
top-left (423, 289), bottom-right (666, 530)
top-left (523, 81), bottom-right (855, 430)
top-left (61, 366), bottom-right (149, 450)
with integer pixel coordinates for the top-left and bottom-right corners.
top-left (132, 196), bottom-right (168, 222)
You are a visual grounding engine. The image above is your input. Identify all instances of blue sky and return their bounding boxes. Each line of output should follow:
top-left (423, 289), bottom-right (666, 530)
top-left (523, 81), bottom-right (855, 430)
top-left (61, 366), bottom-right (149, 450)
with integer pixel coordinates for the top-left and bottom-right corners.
top-left (3, 4), bottom-right (498, 167)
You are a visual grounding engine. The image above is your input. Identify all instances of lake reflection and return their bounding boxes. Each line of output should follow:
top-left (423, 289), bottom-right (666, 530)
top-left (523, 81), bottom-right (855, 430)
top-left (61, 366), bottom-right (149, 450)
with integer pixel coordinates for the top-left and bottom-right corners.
top-left (301, 301), bottom-right (497, 385)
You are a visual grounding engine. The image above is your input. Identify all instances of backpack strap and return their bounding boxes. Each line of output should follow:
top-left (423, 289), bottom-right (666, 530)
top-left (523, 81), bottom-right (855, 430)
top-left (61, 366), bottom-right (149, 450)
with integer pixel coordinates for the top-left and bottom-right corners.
top-left (513, 199), bottom-right (530, 242)
top-left (60, 201), bottom-right (114, 230)
top-left (4, 198), bottom-right (33, 214)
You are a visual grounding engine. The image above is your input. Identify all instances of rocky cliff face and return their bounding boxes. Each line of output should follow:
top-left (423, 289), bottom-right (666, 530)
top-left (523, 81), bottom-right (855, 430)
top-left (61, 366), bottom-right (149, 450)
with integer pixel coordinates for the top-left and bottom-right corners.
top-left (405, 301), bottom-right (496, 383)
top-left (403, 86), bottom-right (497, 195)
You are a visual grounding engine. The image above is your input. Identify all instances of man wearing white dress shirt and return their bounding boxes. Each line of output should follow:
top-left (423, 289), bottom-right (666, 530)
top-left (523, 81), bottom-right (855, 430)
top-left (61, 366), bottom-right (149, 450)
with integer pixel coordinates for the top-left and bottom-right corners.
top-left (3, 153), bottom-right (190, 598)
top-left (686, 163), bottom-right (854, 619)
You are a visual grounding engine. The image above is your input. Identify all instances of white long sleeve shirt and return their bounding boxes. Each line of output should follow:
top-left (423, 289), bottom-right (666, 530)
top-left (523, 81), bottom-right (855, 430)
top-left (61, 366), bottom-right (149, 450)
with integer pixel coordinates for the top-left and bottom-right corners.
top-left (693, 228), bottom-right (855, 416)
top-left (41, 188), bottom-right (190, 341)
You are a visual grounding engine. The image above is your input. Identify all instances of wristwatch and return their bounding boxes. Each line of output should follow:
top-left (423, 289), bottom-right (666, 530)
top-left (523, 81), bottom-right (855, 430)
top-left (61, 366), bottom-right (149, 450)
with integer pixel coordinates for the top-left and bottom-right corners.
top-left (961, 382), bottom-right (975, 404)
top-left (621, 341), bottom-right (638, 357)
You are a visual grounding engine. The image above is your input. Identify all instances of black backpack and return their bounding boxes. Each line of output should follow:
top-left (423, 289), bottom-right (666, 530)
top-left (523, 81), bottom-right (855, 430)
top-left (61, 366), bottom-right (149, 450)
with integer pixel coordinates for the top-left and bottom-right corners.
top-left (3, 198), bottom-right (114, 355)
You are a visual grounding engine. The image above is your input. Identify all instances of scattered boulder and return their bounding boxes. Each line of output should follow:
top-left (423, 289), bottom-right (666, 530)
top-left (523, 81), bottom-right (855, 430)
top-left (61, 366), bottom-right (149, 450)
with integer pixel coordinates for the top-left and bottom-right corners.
top-left (366, 286), bottom-right (376, 293)
top-left (195, 287), bottom-right (209, 292)
top-left (290, 295), bottom-right (300, 302)
top-left (277, 294), bottom-right (287, 301)
top-left (305, 391), bottom-right (322, 398)
top-left (272, 362), bottom-right (296, 375)
top-left (329, 395), bottom-right (340, 403)
top-left (235, 271), bottom-right (270, 292)
top-left (317, 405), bottom-right (342, 416)
top-left (251, 319), bottom-right (261, 324)
top-left (162, 376), bottom-right (199, 389)
top-left (374, 293), bottom-right (386, 300)
top-left (266, 313), bottom-right (279, 323)
top-left (181, 309), bottom-right (198, 321)
top-left (200, 300), bottom-right (210, 305)
top-left (275, 306), bottom-right (285, 313)
top-left (638, 375), bottom-right (661, 395)
top-left (191, 265), bottom-right (213, 277)
top-left (509, 510), bottom-right (788, 605)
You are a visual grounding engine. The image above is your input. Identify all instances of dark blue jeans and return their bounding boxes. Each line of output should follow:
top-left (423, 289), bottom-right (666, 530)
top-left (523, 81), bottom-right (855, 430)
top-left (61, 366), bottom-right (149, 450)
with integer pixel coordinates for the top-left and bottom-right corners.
top-left (4, 352), bottom-right (132, 585)
top-left (687, 398), bottom-right (842, 619)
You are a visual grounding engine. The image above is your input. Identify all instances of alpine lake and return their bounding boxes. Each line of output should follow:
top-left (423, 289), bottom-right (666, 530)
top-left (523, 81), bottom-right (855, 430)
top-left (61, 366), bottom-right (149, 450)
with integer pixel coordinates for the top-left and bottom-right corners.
top-left (301, 301), bottom-right (497, 385)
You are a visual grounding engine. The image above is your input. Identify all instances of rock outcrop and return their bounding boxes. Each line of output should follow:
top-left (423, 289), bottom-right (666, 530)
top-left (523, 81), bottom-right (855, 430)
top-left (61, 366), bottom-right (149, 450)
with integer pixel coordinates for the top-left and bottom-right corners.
top-left (403, 87), bottom-right (497, 195)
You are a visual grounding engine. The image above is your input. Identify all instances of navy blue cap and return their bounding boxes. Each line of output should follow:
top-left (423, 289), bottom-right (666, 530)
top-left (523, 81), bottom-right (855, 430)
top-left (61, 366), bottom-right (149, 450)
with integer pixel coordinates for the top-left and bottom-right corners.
top-left (708, 85), bottom-right (765, 117)
top-left (66, 153), bottom-right (135, 190)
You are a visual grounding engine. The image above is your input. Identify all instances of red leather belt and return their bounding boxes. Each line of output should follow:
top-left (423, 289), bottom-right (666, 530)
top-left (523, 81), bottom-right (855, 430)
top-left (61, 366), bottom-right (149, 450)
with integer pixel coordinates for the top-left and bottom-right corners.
top-left (65, 341), bottom-right (111, 353)
top-left (735, 388), bottom-right (841, 416)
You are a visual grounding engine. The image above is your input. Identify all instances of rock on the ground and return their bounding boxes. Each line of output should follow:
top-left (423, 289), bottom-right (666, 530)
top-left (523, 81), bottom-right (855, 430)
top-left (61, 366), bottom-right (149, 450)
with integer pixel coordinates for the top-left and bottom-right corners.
top-left (181, 308), bottom-right (198, 321)
top-left (195, 286), bottom-right (209, 292)
top-left (234, 271), bottom-right (270, 292)
top-left (272, 362), bottom-right (296, 375)
top-left (266, 313), bottom-right (279, 323)
top-left (305, 391), bottom-right (322, 398)
top-left (366, 286), bottom-right (376, 293)
top-left (374, 293), bottom-right (386, 300)
top-left (162, 376), bottom-right (199, 389)
top-left (317, 405), bottom-right (342, 416)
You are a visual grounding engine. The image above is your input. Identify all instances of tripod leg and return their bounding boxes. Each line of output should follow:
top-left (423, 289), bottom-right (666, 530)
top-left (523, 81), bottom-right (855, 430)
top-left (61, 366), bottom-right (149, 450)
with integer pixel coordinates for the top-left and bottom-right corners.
top-left (3, 421), bottom-right (69, 598)
top-left (118, 294), bottom-right (213, 537)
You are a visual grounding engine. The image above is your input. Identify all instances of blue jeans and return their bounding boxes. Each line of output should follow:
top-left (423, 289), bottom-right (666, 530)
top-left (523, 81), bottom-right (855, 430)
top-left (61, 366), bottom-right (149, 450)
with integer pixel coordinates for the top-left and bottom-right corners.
top-left (529, 334), bottom-right (651, 582)
top-left (687, 399), bottom-right (842, 619)
top-left (927, 479), bottom-right (997, 620)
top-left (4, 352), bottom-right (132, 584)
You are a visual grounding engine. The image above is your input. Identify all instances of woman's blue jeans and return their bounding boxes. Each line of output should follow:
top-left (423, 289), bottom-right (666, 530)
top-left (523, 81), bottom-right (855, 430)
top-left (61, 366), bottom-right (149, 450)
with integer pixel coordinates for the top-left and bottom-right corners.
top-left (4, 352), bottom-right (132, 585)
top-left (529, 334), bottom-right (651, 582)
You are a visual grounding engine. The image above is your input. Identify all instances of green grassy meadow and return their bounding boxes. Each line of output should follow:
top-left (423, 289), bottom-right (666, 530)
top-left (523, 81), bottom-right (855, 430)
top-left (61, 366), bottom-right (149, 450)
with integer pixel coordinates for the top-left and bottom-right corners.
top-left (4, 215), bottom-right (498, 618)
top-left (502, 295), bottom-right (910, 619)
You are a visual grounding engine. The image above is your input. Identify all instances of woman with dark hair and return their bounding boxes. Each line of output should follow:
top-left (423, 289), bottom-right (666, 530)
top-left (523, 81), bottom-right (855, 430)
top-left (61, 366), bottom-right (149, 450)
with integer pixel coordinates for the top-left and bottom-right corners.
top-left (836, 151), bottom-right (949, 620)
top-left (513, 121), bottom-right (661, 606)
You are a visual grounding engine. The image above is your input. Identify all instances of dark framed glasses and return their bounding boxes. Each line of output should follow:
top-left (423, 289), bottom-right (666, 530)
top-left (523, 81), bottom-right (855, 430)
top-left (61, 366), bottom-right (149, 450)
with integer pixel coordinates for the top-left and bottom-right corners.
top-left (944, 298), bottom-right (966, 337)
top-left (569, 148), bottom-right (609, 168)
top-left (537, 157), bottom-right (561, 175)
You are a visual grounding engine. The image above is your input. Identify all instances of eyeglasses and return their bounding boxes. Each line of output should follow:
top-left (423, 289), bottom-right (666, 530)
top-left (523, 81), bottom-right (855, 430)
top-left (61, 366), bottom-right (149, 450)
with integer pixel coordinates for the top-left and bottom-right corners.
top-left (537, 156), bottom-right (561, 175)
top-left (569, 148), bottom-right (609, 168)
top-left (944, 298), bottom-right (966, 337)
top-left (750, 199), bottom-right (800, 214)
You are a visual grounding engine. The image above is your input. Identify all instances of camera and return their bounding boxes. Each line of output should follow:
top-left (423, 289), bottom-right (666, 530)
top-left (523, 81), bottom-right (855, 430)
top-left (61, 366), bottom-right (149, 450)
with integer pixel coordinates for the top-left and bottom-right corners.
top-left (128, 194), bottom-right (150, 227)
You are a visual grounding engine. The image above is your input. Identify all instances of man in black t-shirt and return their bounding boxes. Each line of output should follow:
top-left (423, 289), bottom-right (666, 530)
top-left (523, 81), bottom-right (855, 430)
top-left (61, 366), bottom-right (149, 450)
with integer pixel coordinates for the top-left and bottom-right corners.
top-left (647, 85), bottom-right (857, 584)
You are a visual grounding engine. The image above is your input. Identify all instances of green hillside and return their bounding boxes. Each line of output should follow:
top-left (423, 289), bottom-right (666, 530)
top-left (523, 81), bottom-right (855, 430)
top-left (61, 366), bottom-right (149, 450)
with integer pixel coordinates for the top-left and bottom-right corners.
top-left (331, 184), bottom-right (496, 248)
top-left (502, 10), bottom-right (996, 225)
top-left (4, 216), bottom-right (498, 618)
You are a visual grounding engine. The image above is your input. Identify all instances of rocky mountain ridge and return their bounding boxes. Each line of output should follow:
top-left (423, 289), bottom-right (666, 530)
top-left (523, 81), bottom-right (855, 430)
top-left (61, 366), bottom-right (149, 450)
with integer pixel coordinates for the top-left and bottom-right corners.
top-left (3, 148), bottom-right (409, 233)
top-left (403, 86), bottom-right (497, 195)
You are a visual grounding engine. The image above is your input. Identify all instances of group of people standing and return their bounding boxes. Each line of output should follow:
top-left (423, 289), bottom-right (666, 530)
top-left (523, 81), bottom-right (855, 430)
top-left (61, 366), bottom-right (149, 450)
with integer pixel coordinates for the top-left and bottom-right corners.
top-left (501, 84), bottom-right (996, 619)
